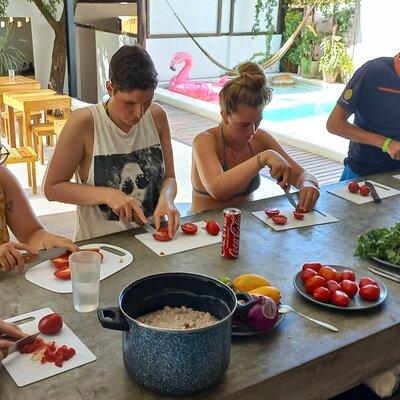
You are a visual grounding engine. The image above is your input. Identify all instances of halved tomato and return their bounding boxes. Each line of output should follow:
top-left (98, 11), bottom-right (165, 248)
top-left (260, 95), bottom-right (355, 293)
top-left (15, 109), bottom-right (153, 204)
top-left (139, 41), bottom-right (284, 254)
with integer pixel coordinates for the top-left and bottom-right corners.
top-left (52, 252), bottom-right (70, 270)
top-left (272, 215), bottom-right (288, 225)
top-left (54, 268), bottom-right (71, 280)
top-left (181, 223), bottom-right (198, 235)
top-left (153, 227), bottom-right (172, 242)
top-left (264, 208), bottom-right (280, 218)
top-left (293, 210), bottom-right (304, 220)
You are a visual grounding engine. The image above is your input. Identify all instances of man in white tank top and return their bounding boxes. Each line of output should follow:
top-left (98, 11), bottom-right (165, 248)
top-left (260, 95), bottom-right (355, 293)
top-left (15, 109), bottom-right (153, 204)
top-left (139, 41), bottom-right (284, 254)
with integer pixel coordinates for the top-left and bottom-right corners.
top-left (43, 46), bottom-right (180, 241)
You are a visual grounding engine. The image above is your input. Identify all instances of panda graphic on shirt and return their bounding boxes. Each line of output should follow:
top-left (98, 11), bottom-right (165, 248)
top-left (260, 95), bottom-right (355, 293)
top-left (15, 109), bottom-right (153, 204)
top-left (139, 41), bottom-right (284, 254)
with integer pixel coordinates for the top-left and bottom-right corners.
top-left (93, 145), bottom-right (164, 221)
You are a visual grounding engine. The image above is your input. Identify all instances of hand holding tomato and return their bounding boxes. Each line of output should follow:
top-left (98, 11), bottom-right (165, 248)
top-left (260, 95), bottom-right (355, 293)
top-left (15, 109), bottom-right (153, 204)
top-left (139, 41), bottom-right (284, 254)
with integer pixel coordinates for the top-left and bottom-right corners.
top-left (297, 181), bottom-right (319, 213)
top-left (153, 197), bottom-right (180, 238)
top-left (0, 320), bottom-right (27, 361)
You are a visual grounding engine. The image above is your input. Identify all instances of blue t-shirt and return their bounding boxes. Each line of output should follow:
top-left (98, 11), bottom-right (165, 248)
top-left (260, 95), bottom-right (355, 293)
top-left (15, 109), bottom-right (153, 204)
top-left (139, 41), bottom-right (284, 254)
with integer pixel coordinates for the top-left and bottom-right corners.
top-left (337, 57), bottom-right (400, 176)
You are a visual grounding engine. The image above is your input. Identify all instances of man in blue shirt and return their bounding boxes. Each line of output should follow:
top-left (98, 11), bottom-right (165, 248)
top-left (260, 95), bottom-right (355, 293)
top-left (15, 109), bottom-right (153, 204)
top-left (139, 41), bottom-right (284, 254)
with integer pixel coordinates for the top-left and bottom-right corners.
top-left (327, 54), bottom-right (400, 180)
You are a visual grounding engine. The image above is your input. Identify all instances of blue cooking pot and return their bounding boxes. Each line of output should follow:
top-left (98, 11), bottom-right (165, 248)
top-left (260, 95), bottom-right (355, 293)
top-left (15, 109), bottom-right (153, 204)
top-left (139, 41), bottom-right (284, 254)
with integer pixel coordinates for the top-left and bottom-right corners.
top-left (97, 272), bottom-right (253, 395)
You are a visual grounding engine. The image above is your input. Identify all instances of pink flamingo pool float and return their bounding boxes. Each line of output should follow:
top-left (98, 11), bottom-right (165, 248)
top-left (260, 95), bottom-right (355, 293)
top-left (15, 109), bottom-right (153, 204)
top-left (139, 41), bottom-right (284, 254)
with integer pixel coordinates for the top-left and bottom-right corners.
top-left (169, 51), bottom-right (229, 102)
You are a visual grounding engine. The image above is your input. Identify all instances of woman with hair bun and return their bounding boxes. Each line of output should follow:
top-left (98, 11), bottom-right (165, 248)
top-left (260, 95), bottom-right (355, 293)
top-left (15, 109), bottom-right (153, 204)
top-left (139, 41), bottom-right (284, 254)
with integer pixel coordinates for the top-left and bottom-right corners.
top-left (191, 61), bottom-right (320, 213)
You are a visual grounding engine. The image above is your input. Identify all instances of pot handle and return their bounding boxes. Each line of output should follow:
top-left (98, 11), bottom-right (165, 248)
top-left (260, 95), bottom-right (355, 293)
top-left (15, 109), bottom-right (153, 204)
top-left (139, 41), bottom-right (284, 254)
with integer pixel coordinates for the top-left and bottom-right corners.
top-left (97, 307), bottom-right (129, 331)
top-left (235, 292), bottom-right (257, 316)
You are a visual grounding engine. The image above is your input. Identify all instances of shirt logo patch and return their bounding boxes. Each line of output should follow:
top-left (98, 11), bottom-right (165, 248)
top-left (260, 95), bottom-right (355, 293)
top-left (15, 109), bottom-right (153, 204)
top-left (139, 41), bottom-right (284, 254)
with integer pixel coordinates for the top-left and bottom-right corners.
top-left (343, 88), bottom-right (353, 101)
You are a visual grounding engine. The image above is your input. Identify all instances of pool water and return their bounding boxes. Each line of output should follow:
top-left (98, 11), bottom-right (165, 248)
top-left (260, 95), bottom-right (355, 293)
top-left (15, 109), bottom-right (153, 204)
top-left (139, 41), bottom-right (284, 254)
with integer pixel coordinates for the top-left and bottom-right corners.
top-left (263, 83), bottom-right (337, 122)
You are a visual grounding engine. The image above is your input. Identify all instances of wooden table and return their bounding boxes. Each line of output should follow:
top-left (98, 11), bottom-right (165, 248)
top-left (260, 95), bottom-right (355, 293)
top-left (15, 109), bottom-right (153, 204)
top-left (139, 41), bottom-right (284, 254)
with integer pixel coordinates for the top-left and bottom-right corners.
top-left (3, 91), bottom-right (71, 147)
top-left (1, 172), bottom-right (400, 400)
top-left (0, 76), bottom-right (41, 107)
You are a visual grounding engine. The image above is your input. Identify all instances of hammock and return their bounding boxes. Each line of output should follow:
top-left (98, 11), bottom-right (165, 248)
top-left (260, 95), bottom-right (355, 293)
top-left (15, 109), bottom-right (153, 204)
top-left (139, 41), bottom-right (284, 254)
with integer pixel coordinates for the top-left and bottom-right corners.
top-left (164, 0), bottom-right (315, 74)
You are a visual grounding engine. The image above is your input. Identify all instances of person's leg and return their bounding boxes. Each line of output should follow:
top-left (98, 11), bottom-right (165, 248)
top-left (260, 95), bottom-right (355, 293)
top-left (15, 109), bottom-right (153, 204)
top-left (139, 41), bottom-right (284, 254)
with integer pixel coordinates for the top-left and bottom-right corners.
top-left (339, 164), bottom-right (361, 181)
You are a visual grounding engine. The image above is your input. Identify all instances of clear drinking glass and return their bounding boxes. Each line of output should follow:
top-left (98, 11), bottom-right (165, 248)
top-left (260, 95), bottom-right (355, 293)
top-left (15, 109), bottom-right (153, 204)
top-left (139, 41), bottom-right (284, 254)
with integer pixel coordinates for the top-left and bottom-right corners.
top-left (8, 69), bottom-right (15, 79)
top-left (69, 251), bottom-right (101, 313)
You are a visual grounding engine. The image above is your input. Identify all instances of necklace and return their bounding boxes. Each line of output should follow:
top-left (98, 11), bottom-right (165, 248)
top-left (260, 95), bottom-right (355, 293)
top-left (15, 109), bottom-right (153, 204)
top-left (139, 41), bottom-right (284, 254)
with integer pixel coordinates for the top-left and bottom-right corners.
top-left (221, 125), bottom-right (250, 163)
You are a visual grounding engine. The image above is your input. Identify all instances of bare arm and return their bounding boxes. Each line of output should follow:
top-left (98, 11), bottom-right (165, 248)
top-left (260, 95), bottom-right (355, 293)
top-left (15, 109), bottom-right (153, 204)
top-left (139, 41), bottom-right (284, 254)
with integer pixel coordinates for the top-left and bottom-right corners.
top-left (43, 108), bottom-right (146, 223)
top-left (43, 108), bottom-right (117, 206)
top-left (193, 132), bottom-right (292, 201)
top-left (326, 104), bottom-right (386, 148)
top-left (151, 103), bottom-right (179, 235)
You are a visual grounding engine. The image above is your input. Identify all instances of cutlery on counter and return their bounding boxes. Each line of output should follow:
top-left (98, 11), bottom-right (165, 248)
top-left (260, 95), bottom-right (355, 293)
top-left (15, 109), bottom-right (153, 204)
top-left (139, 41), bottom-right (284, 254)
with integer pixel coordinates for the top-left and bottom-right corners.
top-left (279, 304), bottom-right (338, 332)
top-left (369, 267), bottom-right (400, 283)
top-left (364, 181), bottom-right (382, 203)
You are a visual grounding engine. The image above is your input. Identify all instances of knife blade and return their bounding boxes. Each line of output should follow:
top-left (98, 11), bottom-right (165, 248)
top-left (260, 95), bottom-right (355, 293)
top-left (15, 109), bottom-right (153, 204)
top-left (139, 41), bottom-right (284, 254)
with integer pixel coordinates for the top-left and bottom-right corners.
top-left (142, 222), bottom-right (158, 235)
top-left (364, 181), bottom-right (381, 203)
top-left (22, 247), bottom-right (68, 265)
top-left (3, 332), bottom-right (40, 357)
top-left (282, 186), bottom-right (298, 209)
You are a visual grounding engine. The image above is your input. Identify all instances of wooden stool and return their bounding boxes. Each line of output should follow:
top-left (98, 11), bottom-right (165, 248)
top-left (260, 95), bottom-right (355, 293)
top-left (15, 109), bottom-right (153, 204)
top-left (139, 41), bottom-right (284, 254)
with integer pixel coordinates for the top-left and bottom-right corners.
top-left (45, 109), bottom-right (71, 145)
top-left (31, 123), bottom-right (57, 165)
top-left (1, 110), bottom-right (42, 146)
top-left (5, 146), bottom-right (37, 194)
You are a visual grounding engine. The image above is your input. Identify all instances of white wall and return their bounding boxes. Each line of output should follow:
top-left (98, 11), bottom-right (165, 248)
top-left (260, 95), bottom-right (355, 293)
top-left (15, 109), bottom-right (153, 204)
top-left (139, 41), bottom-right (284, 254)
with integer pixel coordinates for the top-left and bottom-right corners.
top-left (352, 0), bottom-right (400, 69)
top-left (147, 0), bottom-right (281, 82)
top-left (95, 30), bottom-right (137, 101)
top-left (6, 0), bottom-right (64, 90)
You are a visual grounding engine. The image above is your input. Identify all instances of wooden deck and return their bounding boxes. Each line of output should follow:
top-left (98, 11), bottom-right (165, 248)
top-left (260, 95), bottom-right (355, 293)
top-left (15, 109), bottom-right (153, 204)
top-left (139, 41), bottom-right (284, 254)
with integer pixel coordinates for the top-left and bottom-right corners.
top-left (163, 103), bottom-right (344, 186)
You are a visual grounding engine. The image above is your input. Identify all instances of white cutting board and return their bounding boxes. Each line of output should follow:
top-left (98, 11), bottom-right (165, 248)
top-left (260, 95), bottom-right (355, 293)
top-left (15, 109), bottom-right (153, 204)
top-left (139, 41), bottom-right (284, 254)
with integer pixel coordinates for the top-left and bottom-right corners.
top-left (135, 221), bottom-right (221, 256)
top-left (2, 307), bottom-right (96, 387)
top-left (252, 208), bottom-right (339, 231)
top-left (25, 243), bottom-right (133, 293)
top-left (328, 180), bottom-right (400, 204)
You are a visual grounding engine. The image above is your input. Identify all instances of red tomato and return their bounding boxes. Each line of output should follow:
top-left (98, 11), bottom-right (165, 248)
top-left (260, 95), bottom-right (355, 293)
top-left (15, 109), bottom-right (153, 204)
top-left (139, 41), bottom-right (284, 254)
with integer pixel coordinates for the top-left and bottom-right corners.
top-left (340, 270), bottom-right (356, 282)
top-left (300, 268), bottom-right (318, 283)
top-left (19, 338), bottom-right (45, 354)
top-left (359, 184), bottom-right (370, 196)
top-left (153, 228), bottom-right (172, 242)
top-left (347, 181), bottom-right (360, 193)
top-left (264, 208), bottom-right (280, 218)
top-left (293, 210), bottom-right (304, 220)
top-left (319, 266), bottom-right (341, 283)
top-left (38, 313), bottom-right (63, 335)
top-left (205, 220), bottom-right (220, 235)
top-left (359, 284), bottom-right (380, 301)
top-left (272, 215), bottom-right (288, 225)
top-left (313, 287), bottom-right (332, 303)
top-left (181, 223), bottom-right (198, 235)
top-left (52, 252), bottom-right (69, 270)
top-left (326, 279), bottom-right (342, 293)
top-left (54, 268), bottom-right (71, 280)
top-left (340, 279), bottom-right (358, 298)
top-left (331, 290), bottom-right (350, 307)
top-left (305, 275), bottom-right (326, 294)
top-left (301, 262), bottom-right (323, 273)
top-left (359, 277), bottom-right (378, 288)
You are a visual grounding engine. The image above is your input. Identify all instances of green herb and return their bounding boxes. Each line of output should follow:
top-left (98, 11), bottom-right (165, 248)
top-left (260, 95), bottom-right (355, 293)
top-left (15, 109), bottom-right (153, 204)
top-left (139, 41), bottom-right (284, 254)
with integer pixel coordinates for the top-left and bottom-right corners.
top-left (355, 223), bottom-right (400, 265)
top-left (220, 276), bottom-right (232, 287)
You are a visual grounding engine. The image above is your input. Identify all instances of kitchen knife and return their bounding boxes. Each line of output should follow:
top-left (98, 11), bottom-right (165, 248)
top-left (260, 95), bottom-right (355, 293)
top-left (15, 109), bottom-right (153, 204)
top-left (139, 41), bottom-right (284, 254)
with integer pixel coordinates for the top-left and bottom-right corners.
top-left (22, 247), bottom-right (68, 265)
top-left (2, 332), bottom-right (40, 357)
top-left (364, 181), bottom-right (381, 203)
top-left (282, 185), bottom-right (298, 209)
top-left (142, 222), bottom-right (158, 235)
top-left (369, 267), bottom-right (400, 283)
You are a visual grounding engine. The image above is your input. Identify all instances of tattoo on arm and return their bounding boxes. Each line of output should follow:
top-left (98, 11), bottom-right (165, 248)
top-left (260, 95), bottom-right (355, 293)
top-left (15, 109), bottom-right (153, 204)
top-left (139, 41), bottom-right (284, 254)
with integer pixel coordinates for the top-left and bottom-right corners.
top-left (5, 200), bottom-right (13, 212)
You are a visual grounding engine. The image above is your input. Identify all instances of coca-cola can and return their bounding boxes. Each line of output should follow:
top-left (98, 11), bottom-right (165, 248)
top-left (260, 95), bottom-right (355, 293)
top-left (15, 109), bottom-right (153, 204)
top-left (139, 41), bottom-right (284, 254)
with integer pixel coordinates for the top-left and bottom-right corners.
top-left (221, 207), bottom-right (241, 259)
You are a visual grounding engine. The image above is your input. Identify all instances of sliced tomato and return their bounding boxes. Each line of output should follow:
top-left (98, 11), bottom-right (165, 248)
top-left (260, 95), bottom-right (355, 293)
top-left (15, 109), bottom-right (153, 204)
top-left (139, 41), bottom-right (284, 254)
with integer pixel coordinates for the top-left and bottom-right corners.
top-left (38, 313), bottom-right (63, 335)
top-left (264, 208), bottom-right (280, 218)
top-left (19, 338), bottom-right (45, 354)
top-left (181, 223), bottom-right (198, 235)
top-left (153, 227), bottom-right (172, 242)
top-left (272, 215), bottom-right (288, 225)
top-left (52, 252), bottom-right (70, 270)
top-left (293, 210), bottom-right (304, 220)
top-left (54, 268), bottom-right (71, 280)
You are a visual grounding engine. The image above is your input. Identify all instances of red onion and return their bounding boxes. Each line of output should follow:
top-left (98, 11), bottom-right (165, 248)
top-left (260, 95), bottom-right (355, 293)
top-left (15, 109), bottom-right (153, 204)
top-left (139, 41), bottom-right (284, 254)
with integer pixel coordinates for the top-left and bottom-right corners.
top-left (247, 295), bottom-right (279, 331)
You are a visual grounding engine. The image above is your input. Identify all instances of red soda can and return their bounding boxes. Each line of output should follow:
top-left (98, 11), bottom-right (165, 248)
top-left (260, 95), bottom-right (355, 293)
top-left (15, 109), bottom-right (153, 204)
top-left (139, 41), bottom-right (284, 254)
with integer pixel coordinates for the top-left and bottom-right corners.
top-left (221, 207), bottom-right (241, 259)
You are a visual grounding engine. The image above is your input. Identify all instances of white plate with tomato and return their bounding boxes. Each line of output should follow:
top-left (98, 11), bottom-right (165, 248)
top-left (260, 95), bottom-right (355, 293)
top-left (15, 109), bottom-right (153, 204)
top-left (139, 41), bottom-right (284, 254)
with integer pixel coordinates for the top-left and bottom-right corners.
top-left (293, 263), bottom-right (387, 310)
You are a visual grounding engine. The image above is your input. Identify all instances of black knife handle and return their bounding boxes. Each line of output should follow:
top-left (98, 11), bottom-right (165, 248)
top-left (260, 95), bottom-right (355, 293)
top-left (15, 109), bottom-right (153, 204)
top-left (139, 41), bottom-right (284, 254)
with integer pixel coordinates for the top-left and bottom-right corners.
top-left (365, 181), bottom-right (381, 203)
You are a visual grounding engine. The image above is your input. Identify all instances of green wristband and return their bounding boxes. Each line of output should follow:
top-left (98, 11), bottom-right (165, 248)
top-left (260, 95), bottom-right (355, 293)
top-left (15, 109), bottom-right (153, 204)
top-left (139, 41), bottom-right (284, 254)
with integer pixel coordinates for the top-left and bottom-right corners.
top-left (382, 137), bottom-right (393, 153)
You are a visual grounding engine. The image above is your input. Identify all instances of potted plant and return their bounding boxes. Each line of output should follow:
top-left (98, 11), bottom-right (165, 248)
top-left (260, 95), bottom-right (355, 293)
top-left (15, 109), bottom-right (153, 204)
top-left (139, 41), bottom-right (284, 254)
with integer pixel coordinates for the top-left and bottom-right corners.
top-left (319, 34), bottom-right (353, 83)
top-left (0, 26), bottom-right (27, 76)
top-left (298, 23), bottom-right (320, 78)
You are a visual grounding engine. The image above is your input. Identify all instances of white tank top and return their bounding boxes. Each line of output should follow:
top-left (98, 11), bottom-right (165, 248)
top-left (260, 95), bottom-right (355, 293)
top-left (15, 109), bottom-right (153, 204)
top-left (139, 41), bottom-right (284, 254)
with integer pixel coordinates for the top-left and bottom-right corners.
top-left (75, 102), bottom-right (165, 241)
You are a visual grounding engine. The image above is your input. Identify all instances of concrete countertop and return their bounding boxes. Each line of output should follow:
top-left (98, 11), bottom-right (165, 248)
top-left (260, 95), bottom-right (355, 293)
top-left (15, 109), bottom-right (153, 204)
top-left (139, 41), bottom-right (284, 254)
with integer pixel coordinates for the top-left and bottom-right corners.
top-left (1, 172), bottom-right (400, 400)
